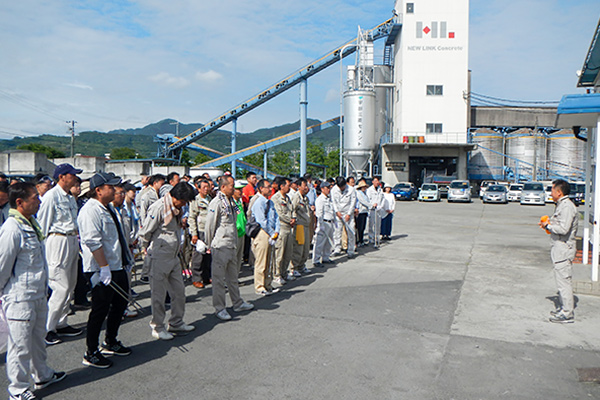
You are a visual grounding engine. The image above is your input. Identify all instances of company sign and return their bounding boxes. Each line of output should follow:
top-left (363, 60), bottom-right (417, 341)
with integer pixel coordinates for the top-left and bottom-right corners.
top-left (416, 21), bottom-right (455, 39)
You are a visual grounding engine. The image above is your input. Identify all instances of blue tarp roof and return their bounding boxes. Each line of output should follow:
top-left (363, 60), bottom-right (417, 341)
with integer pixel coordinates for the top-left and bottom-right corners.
top-left (556, 93), bottom-right (600, 127)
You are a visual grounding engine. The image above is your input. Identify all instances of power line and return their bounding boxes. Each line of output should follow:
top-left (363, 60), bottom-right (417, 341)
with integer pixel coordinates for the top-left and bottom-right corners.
top-left (469, 91), bottom-right (559, 105)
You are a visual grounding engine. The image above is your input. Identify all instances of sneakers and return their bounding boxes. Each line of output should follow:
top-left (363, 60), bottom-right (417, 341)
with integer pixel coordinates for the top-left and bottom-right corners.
top-left (347, 253), bottom-right (356, 259)
top-left (139, 276), bottom-right (150, 284)
top-left (130, 289), bottom-right (140, 298)
top-left (256, 290), bottom-right (272, 296)
top-left (273, 277), bottom-right (286, 286)
top-left (292, 270), bottom-right (302, 278)
top-left (322, 259), bottom-right (335, 264)
top-left (312, 262), bottom-right (323, 268)
top-left (152, 329), bottom-right (174, 340)
top-left (286, 272), bottom-right (297, 281)
top-left (549, 312), bottom-right (574, 324)
top-left (100, 341), bottom-right (132, 356)
top-left (550, 308), bottom-right (562, 316)
top-left (167, 323), bottom-right (196, 333)
top-left (301, 267), bottom-right (312, 274)
top-left (10, 389), bottom-right (38, 400)
top-left (34, 371), bottom-right (67, 390)
top-left (56, 325), bottom-right (83, 337)
top-left (123, 308), bottom-right (138, 318)
top-left (45, 331), bottom-right (62, 346)
top-left (233, 302), bottom-right (254, 312)
top-left (82, 350), bottom-right (113, 369)
top-left (216, 309), bottom-right (232, 321)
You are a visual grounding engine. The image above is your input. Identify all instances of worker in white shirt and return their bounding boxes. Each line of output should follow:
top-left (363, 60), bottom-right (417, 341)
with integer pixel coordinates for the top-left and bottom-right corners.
top-left (366, 177), bottom-right (384, 248)
top-left (312, 181), bottom-right (336, 268)
top-left (330, 176), bottom-right (357, 258)
top-left (37, 163), bottom-right (84, 346)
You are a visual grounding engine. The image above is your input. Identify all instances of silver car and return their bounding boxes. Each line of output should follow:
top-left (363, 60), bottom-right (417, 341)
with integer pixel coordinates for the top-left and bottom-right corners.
top-left (418, 183), bottom-right (440, 202)
top-left (520, 182), bottom-right (546, 205)
top-left (447, 180), bottom-right (471, 203)
top-left (507, 184), bottom-right (523, 202)
top-left (483, 185), bottom-right (508, 204)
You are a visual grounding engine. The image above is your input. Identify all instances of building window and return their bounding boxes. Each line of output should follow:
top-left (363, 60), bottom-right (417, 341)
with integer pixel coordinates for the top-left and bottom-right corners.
top-left (426, 85), bottom-right (443, 96)
top-left (426, 123), bottom-right (443, 134)
top-left (406, 3), bottom-right (414, 13)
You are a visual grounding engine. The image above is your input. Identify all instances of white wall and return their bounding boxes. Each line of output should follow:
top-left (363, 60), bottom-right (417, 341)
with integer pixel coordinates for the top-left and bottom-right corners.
top-left (393, 0), bottom-right (469, 143)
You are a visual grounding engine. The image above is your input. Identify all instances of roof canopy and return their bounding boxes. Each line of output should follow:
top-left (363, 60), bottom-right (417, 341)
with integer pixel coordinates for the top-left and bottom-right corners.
top-left (578, 18), bottom-right (600, 87)
top-left (555, 93), bottom-right (600, 128)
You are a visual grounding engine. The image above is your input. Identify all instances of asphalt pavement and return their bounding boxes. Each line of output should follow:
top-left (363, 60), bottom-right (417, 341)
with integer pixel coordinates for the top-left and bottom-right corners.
top-left (3, 198), bottom-right (600, 399)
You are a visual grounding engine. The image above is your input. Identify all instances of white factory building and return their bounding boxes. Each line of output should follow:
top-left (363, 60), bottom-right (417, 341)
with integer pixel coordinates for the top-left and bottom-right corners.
top-left (343, 0), bottom-right (472, 186)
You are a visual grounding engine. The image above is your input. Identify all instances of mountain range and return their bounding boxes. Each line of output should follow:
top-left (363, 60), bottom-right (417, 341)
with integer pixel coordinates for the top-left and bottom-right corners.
top-left (0, 119), bottom-right (340, 159)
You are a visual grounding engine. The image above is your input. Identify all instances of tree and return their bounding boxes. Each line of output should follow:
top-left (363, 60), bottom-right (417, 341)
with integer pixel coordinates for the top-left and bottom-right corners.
top-left (17, 143), bottom-right (65, 159)
top-left (110, 147), bottom-right (137, 160)
top-left (193, 152), bottom-right (212, 166)
top-left (324, 149), bottom-right (340, 178)
top-left (270, 150), bottom-right (295, 176)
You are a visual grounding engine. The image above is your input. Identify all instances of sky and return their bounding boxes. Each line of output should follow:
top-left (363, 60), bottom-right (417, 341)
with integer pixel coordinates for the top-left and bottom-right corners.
top-left (0, 0), bottom-right (599, 140)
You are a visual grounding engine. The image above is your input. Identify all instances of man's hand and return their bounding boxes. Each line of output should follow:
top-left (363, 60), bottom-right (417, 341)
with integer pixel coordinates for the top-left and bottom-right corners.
top-left (336, 212), bottom-right (343, 220)
top-left (344, 215), bottom-right (351, 222)
top-left (290, 218), bottom-right (296, 227)
top-left (99, 266), bottom-right (112, 286)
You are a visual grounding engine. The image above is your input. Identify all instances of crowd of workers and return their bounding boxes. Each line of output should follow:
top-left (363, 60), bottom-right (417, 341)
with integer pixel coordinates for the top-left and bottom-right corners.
top-left (0, 166), bottom-right (396, 400)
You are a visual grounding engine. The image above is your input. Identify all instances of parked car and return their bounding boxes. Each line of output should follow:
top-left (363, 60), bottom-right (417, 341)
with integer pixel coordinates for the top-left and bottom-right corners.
top-left (483, 185), bottom-right (508, 204)
top-left (418, 183), bottom-right (440, 202)
top-left (520, 182), bottom-right (546, 205)
top-left (447, 180), bottom-right (472, 203)
top-left (544, 185), bottom-right (554, 203)
top-left (569, 182), bottom-right (585, 206)
top-left (507, 184), bottom-right (524, 202)
top-left (392, 182), bottom-right (417, 201)
top-left (479, 180), bottom-right (497, 199)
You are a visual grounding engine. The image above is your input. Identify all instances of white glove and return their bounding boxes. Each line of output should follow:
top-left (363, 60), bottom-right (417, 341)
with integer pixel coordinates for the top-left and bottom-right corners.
top-left (99, 266), bottom-right (112, 286)
top-left (268, 238), bottom-right (276, 246)
top-left (195, 240), bottom-right (208, 254)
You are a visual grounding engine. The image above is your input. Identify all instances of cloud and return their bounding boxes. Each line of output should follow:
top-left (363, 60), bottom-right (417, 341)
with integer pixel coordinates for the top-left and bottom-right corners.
top-left (148, 72), bottom-right (190, 89)
top-left (195, 70), bottom-right (223, 83)
top-left (66, 83), bottom-right (94, 90)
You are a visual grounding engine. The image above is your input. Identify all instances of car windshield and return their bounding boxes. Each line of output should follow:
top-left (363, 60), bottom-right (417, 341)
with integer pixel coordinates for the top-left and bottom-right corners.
top-left (449, 181), bottom-right (469, 189)
top-left (545, 186), bottom-right (552, 191)
top-left (394, 184), bottom-right (410, 189)
top-left (487, 185), bottom-right (506, 192)
top-left (523, 183), bottom-right (543, 191)
top-left (509, 185), bottom-right (523, 191)
top-left (422, 184), bottom-right (437, 190)
top-left (570, 183), bottom-right (585, 193)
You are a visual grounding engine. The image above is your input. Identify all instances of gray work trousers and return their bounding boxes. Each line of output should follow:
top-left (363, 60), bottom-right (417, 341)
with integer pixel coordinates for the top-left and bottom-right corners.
top-left (274, 226), bottom-right (293, 278)
top-left (211, 247), bottom-right (243, 312)
top-left (291, 224), bottom-right (310, 270)
top-left (312, 221), bottom-right (334, 264)
top-left (4, 297), bottom-right (54, 398)
top-left (149, 257), bottom-right (186, 332)
top-left (334, 217), bottom-right (356, 256)
top-left (46, 234), bottom-right (79, 332)
top-left (554, 259), bottom-right (574, 316)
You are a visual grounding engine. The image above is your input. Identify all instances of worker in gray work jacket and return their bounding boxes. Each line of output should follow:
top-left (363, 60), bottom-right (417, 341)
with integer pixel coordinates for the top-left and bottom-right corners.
top-left (0, 182), bottom-right (66, 400)
top-left (539, 179), bottom-right (578, 324)
top-left (139, 182), bottom-right (197, 340)
top-left (205, 175), bottom-right (254, 321)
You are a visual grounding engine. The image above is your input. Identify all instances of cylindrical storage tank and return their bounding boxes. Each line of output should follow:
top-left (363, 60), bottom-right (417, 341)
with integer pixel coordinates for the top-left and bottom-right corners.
top-left (505, 129), bottom-right (545, 181)
top-left (469, 129), bottom-right (504, 180)
top-left (547, 129), bottom-right (585, 180)
top-left (373, 65), bottom-right (392, 144)
top-left (343, 90), bottom-right (376, 173)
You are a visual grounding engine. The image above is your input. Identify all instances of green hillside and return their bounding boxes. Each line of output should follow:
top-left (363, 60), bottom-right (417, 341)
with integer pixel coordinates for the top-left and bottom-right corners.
top-left (0, 118), bottom-right (339, 158)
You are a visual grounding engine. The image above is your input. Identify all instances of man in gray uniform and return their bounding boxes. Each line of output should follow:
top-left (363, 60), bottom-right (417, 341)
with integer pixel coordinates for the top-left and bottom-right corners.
top-left (331, 176), bottom-right (357, 258)
top-left (138, 174), bottom-right (166, 283)
top-left (188, 179), bottom-right (212, 289)
top-left (0, 181), bottom-right (9, 226)
top-left (205, 175), bottom-right (254, 321)
top-left (139, 182), bottom-right (197, 340)
top-left (312, 181), bottom-right (336, 267)
top-left (37, 163), bottom-right (83, 345)
top-left (271, 177), bottom-right (295, 285)
top-left (539, 179), bottom-right (578, 323)
top-left (290, 178), bottom-right (312, 277)
top-left (0, 182), bottom-right (66, 400)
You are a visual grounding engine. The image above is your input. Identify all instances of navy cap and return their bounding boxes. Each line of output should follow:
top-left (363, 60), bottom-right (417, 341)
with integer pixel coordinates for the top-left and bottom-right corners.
top-left (123, 183), bottom-right (138, 192)
top-left (89, 172), bottom-right (121, 190)
top-left (320, 181), bottom-right (331, 188)
top-left (53, 163), bottom-right (83, 180)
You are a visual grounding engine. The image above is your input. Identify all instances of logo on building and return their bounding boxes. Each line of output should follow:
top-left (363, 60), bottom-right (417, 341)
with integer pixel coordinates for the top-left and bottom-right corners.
top-left (416, 21), bottom-right (454, 39)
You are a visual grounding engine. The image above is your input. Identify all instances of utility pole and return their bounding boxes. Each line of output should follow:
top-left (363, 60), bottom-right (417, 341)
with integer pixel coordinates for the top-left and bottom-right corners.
top-left (170, 121), bottom-right (180, 136)
top-left (66, 120), bottom-right (77, 158)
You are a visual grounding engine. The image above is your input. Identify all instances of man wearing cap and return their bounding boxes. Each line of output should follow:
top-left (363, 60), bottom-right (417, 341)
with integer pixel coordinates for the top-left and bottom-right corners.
top-left (35, 175), bottom-right (53, 199)
top-left (78, 172), bottom-right (133, 368)
top-left (331, 176), bottom-right (357, 259)
top-left (138, 174), bottom-right (166, 283)
top-left (355, 179), bottom-right (372, 246)
top-left (312, 181), bottom-right (336, 268)
top-left (205, 175), bottom-right (254, 321)
top-left (0, 182), bottom-right (67, 400)
top-left (37, 163), bottom-right (84, 345)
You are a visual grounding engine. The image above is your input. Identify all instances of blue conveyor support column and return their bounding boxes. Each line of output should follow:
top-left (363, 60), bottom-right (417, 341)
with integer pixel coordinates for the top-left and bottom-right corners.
top-left (231, 118), bottom-right (237, 179)
top-left (300, 79), bottom-right (308, 176)
top-left (263, 150), bottom-right (268, 177)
